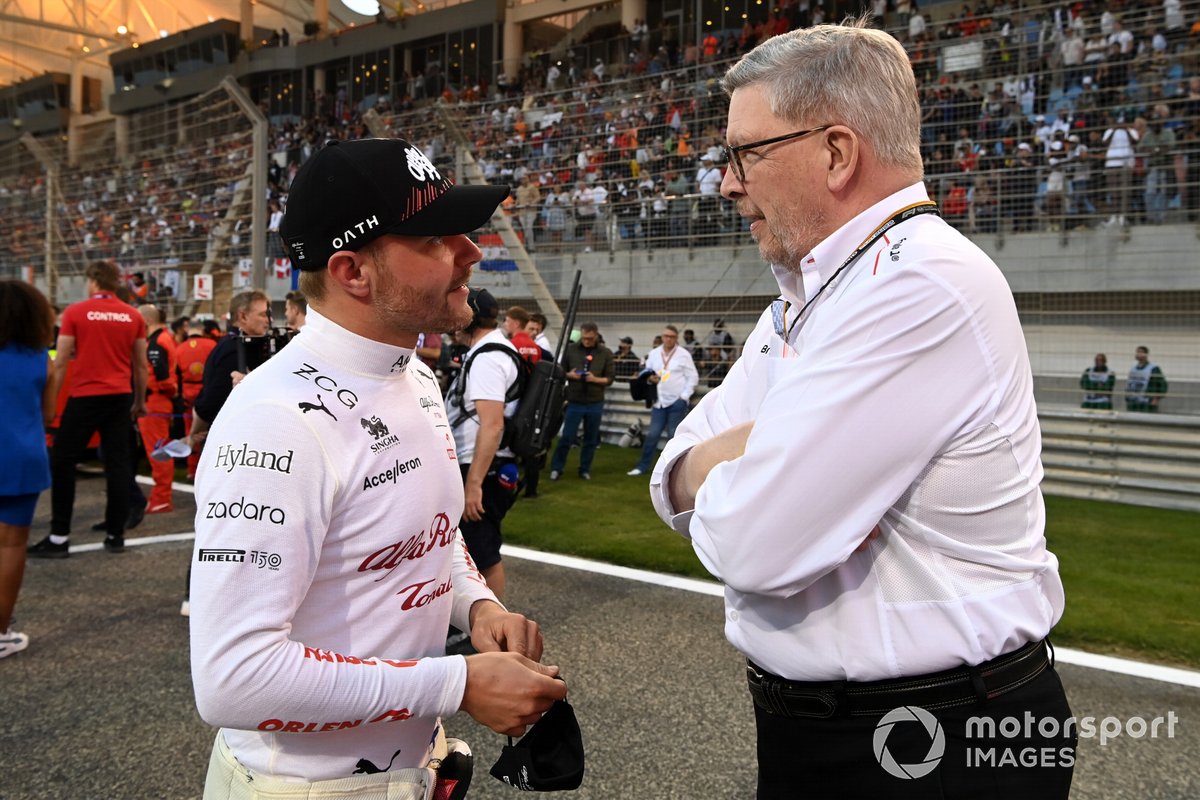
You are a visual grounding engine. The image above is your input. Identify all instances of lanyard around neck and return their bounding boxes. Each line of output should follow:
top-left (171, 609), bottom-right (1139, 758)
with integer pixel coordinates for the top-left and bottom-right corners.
top-left (775, 201), bottom-right (941, 341)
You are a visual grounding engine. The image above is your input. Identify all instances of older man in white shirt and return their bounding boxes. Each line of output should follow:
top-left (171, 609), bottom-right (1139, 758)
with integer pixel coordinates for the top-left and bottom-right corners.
top-left (649, 22), bottom-right (1073, 799)
top-left (627, 325), bottom-right (697, 476)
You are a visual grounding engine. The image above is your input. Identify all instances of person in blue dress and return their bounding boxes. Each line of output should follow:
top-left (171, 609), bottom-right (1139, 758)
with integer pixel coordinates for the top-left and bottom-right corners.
top-left (0, 280), bottom-right (58, 658)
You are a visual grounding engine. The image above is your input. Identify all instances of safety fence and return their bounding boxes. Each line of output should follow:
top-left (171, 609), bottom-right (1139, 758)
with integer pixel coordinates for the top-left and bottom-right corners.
top-left (598, 394), bottom-right (1200, 513)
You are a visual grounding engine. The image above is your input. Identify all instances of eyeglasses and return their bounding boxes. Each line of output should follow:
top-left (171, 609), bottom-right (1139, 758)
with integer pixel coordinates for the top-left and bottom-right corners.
top-left (722, 125), bottom-right (831, 183)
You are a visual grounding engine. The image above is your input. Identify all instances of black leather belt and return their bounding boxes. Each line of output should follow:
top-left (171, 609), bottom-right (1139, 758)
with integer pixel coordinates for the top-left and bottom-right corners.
top-left (747, 639), bottom-right (1050, 719)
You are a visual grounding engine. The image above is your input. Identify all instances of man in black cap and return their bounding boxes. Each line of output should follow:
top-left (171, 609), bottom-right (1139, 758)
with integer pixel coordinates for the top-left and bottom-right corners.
top-left (190, 138), bottom-right (567, 798)
top-left (613, 336), bottom-right (641, 382)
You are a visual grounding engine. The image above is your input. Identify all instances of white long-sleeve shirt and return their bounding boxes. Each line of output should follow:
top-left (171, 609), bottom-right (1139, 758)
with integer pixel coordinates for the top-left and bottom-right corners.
top-left (190, 307), bottom-right (498, 782)
top-left (650, 183), bottom-right (1064, 682)
top-left (643, 344), bottom-right (698, 408)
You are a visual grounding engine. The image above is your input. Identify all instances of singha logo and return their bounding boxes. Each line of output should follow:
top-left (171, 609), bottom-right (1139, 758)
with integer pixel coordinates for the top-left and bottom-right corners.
top-left (361, 415), bottom-right (390, 440)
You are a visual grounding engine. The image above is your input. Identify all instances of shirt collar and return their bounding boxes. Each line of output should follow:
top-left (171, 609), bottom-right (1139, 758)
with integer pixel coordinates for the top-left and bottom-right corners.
top-left (771, 182), bottom-right (932, 308)
top-left (300, 306), bottom-right (417, 378)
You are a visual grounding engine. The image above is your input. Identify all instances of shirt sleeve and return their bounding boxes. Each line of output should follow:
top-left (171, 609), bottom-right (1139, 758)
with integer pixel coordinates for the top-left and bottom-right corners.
top-left (662, 268), bottom-right (1002, 598)
top-left (466, 350), bottom-right (517, 404)
top-left (678, 348), bottom-right (699, 399)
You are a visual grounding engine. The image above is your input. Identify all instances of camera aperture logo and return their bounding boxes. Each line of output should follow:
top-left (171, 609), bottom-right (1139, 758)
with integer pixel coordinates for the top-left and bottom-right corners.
top-left (873, 705), bottom-right (945, 779)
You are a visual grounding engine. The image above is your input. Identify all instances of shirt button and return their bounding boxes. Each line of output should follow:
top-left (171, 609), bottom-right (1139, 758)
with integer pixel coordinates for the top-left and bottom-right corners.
top-left (728, 610), bottom-right (739, 622)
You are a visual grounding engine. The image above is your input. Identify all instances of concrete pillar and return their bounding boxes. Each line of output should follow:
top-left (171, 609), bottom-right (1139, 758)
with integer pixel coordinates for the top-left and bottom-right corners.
top-left (314, 0), bottom-right (330, 38)
top-left (502, 16), bottom-right (522, 84)
top-left (68, 63), bottom-right (83, 166)
top-left (240, 0), bottom-right (254, 46)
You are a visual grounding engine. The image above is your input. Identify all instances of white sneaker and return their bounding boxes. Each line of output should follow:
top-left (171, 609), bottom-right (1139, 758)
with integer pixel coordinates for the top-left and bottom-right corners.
top-left (626, 468), bottom-right (645, 476)
top-left (180, 599), bottom-right (191, 617)
top-left (549, 470), bottom-right (561, 481)
top-left (0, 627), bottom-right (29, 658)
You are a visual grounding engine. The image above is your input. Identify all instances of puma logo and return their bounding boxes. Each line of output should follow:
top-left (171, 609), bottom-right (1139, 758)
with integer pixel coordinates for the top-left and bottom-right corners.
top-left (298, 394), bottom-right (338, 421)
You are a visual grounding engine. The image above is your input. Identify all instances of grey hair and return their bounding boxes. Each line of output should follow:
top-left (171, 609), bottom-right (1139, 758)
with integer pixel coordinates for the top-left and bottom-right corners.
top-left (721, 18), bottom-right (923, 177)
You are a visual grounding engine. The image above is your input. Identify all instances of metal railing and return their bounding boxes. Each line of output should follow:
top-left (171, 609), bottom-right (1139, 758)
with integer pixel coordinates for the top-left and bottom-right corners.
top-left (598, 393), bottom-right (1200, 513)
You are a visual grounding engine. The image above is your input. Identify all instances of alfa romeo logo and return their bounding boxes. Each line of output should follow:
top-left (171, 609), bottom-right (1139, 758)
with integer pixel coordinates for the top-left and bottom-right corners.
top-left (873, 705), bottom-right (945, 779)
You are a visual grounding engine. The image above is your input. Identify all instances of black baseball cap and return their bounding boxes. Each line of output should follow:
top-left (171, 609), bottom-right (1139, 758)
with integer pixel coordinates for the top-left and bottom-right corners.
top-left (490, 698), bottom-right (585, 791)
top-left (466, 287), bottom-right (500, 328)
top-left (280, 138), bottom-right (510, 271)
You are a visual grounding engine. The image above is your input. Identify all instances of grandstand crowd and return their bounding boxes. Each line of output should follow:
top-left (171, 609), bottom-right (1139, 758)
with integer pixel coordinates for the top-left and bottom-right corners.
top-left (361, 0), bottom-right (1200, 244)
top-left (4, 0), bottom-right (1200, 287)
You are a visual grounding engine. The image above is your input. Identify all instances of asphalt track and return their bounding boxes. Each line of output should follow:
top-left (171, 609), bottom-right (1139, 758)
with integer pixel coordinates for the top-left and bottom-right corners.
top-left (2, 472), bottom-right (1198, 799)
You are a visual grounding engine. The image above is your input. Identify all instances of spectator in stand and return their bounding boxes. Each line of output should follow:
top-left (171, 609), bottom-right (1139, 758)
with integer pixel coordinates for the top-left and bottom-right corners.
top-left (968, 174), bottom-right (999, 233)
top-left (136, 304), bottom-right (179, 515)
top-left (1066, 132), bottom-right (1097, 225)
top-left (1182, 119), bottom-right (1200, 222)
top-left (1008, 142), bottom-right (1038, 231)
top-left (1080, 353), bottom-right (1115, 410)
top-left (613, 336), bottom-right (641, 381)
top-left (284, 290), bottom-right (308, 330)
top-left (28, 260), bottom-right (148, 559)
top-left (1045, 137), bottom-right (1069, 232)
top-left (681, 328), bottom-right (699, 355)
top-left (705, 318), bottom-right (735, 359)
top-left (1126, 346), bottom-right (1168, 412)
top-left (1102, 115), bottom-right (1140, 228)
top-left (695, 155), bottom-right (724, 239)
top-left (268, 198), bottom-right (285, 257)
top-left (542, 185), bottom-right (568, 251)
top-left (176, 322), bottom-right (217, 481)
top-left (550, 322), bottom-right (615, 481)
top-left (700, 345), bottom-right (730, 388)
top-left (1140, 105), bottom-right (1176, 224)
top-left (0, 280), bottom-right (57, 658)
top-left (515, 174), bottom-right (542, 251)
top-left (627, 324), bottom-right (697, 477)
top-left (1060, 26), bottom-right (1085, 87)
top-left (661, 170), bottom-right (687, 246)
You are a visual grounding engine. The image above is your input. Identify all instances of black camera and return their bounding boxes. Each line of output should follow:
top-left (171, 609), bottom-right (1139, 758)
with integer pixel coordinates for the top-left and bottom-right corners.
top-left (236, 328), bottom-right (297, 373)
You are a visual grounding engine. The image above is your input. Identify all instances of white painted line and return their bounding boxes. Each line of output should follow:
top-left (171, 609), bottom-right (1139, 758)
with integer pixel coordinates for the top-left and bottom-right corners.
top-left (503, 545), bottom-right (725, 597)
top-left (81, 524), bottom-right (1200, 688)
top-left (135, 475), bottom-right (196, 494)
top-left (70, 532), bottom-right (197, 554)
top-left (501, 544), bottom-right (1200, 689)
top-left (1052, 647), bottom-right (1200, 689)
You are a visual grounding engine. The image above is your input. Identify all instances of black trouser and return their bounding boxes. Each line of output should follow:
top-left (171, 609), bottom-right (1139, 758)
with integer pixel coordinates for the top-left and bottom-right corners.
top-left (51, 394), bottom-right (134, 538)
top-left (753, 663), bottom-right (1075, 799)
top-left (458, 461), bottom-right (516, 571)
top-left (522, 453), bottom-right (544, 497)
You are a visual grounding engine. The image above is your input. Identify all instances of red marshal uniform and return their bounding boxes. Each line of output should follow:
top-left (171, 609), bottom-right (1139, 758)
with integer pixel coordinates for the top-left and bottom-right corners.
top-left (138, 327), bottom-right (178, 512)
